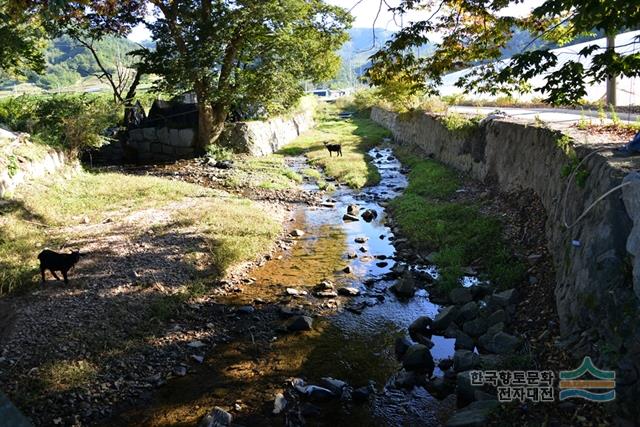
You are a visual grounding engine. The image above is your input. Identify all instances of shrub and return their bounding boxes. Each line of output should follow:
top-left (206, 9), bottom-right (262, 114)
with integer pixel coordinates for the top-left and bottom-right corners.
top-left (0, 93), bottom-right (120, 155)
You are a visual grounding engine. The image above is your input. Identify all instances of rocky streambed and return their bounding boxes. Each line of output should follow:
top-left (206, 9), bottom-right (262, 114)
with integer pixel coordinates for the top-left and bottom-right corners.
top-left (110, 146), bottom-right (525, 427)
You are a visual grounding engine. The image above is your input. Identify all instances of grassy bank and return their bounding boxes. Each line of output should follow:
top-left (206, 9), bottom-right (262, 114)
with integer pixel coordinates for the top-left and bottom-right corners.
top-left (0, 168), bottom-right (281, 295)
top-left (389, 147), bottom-right (525, 291)
top-left (280, 104), bottom-right (391, 188)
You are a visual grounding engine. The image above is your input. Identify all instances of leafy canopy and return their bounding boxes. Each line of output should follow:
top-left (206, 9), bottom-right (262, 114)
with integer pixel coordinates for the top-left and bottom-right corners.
top-left (144, 0), bottom-right (351, 117)
top-left (365, 0), bottom-right (640, 105)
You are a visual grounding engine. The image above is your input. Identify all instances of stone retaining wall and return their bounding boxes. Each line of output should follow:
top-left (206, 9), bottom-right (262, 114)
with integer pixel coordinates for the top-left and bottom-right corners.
top-left (219, 109), bottom-right (314, 156)
top-left (127, 127), bottom-right (196, 163)
top-left (0, 150), bottom-right (67, 198)
top-left (371, 107), bottom-right (640, 420)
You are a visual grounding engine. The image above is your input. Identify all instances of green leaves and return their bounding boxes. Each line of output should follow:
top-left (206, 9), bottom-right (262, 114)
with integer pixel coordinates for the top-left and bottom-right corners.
top-left (365, 0), bottom-right (640, 106)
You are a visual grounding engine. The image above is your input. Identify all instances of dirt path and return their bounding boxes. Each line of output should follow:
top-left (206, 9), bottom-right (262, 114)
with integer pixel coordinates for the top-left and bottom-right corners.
top-left (0, 190), bottom-right (293, 426)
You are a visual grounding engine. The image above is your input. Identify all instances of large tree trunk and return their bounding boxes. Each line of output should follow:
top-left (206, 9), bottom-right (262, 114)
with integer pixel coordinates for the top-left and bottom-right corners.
top-left (196, 101), bottom-right (228, 153)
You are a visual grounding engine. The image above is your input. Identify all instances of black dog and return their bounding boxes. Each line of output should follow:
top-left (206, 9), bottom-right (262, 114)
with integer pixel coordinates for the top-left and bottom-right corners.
top-left (38, 249), bottom-right (81, 284)
top-left (323, 142), bottom-right (342, 157)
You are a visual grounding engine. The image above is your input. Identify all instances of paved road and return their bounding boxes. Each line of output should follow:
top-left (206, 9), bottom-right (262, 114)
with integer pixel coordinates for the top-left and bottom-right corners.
top-left (450, 106), bottom-right (640, 129)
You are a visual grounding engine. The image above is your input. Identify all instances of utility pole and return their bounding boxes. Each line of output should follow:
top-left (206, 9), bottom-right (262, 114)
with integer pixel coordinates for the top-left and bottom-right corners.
top-left (606, 33), bottom-right (616, 107)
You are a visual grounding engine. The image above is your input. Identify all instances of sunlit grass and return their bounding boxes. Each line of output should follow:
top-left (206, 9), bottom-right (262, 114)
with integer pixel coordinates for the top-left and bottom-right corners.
top-left (281, 104), bottom-right (391, 188)
top-left (1, 166), bottom-right (281, 294)
top-left (390, 148), bottom-right (525, 291)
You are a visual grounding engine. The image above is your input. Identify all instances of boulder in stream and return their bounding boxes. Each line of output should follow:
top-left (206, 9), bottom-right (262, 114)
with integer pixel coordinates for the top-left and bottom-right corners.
top-left (343, 213), bottom-right (359, 222)
top-left (286, 315), bottom-right (313, 331)
top-left (338, 287), bottom-right (360, 296)
top-left (402, 344), bottom-right (435, 375)
top-left (361, 209), bottom-right (378, 222)
top-left (199, 407), bottom-right (232, 427)
top-left (347, 204), bottom-right (360, 216)
top-left (391, 271), bottom-right (415, 297)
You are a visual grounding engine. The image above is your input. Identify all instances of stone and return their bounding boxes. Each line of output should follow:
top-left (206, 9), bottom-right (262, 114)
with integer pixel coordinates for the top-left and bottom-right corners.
top-left (458, 301), bottom-right (479, 321)
top-left (425, 376), bottom-right (452, 399)
top-left (342, 265), bottom-right (352, 274)
top-left (480, 331), bottom-right (520, 354)
top-left (433, 306), bottom-right (458, 331)
top-left (394, 369), bottom-right (421, 389)
top-left (343, 214), bottom-right (359, 221)
top-left (237, 305), bottom-right (255, 314)
top-left (487, 309), bottom-right (507, 326)
top-left (161, 143), bottom-right (175, 154)
top-left (409, 316), bottom-right (433, 341)
top-left (347, 251), bottom-right (358, 259)
top-left (347, 204), bottom-right (360, 216)
top-left (175, 146), bottom-right (194, 157)
top-left (391, 271), bottom-right (415, 297)
top-left (174, 366), bottom-right (187, 376)
top-left (320, 377), bottom-right (347, 394)
top-left (463, 318), bottom-right (488, 338)
top-left (361, 209), bottom-right (378, 222)
top-left (273, 393), bottom-right (287, 415)
top-left (354, 236), bottom-right (368, 244)
top-left (395, 336), bottom-right (413, 360)
top-left (376, 261), bottom-right (389, 268)
top-left (199, 407), bottom-right (232, 427)
top-left (445, 400), bottom-right (499, 427)
top-left (143, 127), bottom-right (157, 140)
top-left (279, 306), bottom-right (302, 318)
top-left (316, 280), bottom-right (334, 290)
top-left (301, 402), bottom-right (321, 417)
top-left (307, 386), bottom-right (335, 402)
top-left (290, 229), bottom-right (305, 237)
top-left (493, 289), bottom-right (518, 306)
top-left (352, 386), bottom-right (370, 403)
top-left (359, 246), bottom-right (368, 253)
top-left (315, 290), bottom-right (338, 298)
top-left (157, 127), bottom-right (169, 144)
top-left (338, 287), bottom-right (360, 296)
top-left (402, 344), bottom-right (435, 374)
top-left (455, 332), bottom-right (475, 351)
top-left (150, 142), bottom-right (163, 153)
top-left (438, 358), bottom-right (454, 371)
top-left (454, 350), bottom-right (480, 372)
top-left (286, 287), bottom-right (301, 296)
top-left (449, 287), bottom-right (473, 304)
top-left (456, 371), bottom-right (476, 405)
top-left (486, 322), bottom-right (504, 335)
top-left (286, 315), bottom-right (313, 331)
top-left (187, 340), bottom-right (206, 348)
top-left (178, 128), bottom-right (195, 147)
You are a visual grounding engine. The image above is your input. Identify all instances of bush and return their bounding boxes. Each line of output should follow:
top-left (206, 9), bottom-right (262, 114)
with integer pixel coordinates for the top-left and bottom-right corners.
top-left (0, 94), bottom-right (120, 155)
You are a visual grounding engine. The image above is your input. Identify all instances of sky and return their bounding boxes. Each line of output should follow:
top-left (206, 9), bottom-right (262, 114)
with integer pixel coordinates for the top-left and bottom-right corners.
top-left (127, 0), bottom-right (544, 43)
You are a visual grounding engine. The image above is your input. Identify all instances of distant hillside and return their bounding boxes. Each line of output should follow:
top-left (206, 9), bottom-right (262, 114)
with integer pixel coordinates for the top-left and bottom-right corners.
top-left (0, 35), bottom-right (141, 91)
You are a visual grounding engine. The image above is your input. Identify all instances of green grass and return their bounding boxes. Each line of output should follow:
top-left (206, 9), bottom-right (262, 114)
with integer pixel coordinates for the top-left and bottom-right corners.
top-left (390, 148), bottom-right (525, 292)
top-left (0, 167), bottom-right (281, 294)
top-left (224, 155), bottom-right (302, 191)
top-left (280, 104), bottom-right (391, 188)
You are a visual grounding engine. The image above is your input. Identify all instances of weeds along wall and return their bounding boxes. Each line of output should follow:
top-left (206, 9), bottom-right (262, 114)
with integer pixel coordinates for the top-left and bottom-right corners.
top-left (371, 107), bottom-right (640, 420)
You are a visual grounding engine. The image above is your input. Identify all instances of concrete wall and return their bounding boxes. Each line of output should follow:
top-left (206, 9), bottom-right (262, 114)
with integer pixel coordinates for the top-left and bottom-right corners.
top-left (371, 107), bottom-right (640, 419)
top-left (219, 109), bottom-right (314, 156)
top-left (0, 150), bottom-right (67, 198)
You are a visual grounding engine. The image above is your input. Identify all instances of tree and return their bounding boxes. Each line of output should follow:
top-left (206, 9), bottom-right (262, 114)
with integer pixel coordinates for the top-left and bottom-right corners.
top-left (143, 0), bottom-right (351, 150)
top-left (0, 2), bottom-right (48, 77)
top-left (365, 0), bottom-right (640, 106)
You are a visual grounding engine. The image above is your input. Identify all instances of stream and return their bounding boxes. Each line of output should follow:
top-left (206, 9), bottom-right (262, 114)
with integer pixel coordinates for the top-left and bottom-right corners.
top-left (112, 146), bottom-right (459, 426)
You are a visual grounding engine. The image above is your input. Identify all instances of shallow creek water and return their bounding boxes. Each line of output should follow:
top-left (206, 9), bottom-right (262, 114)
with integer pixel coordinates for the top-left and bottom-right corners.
top-left (113, 147), bottom-right (459, 426)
